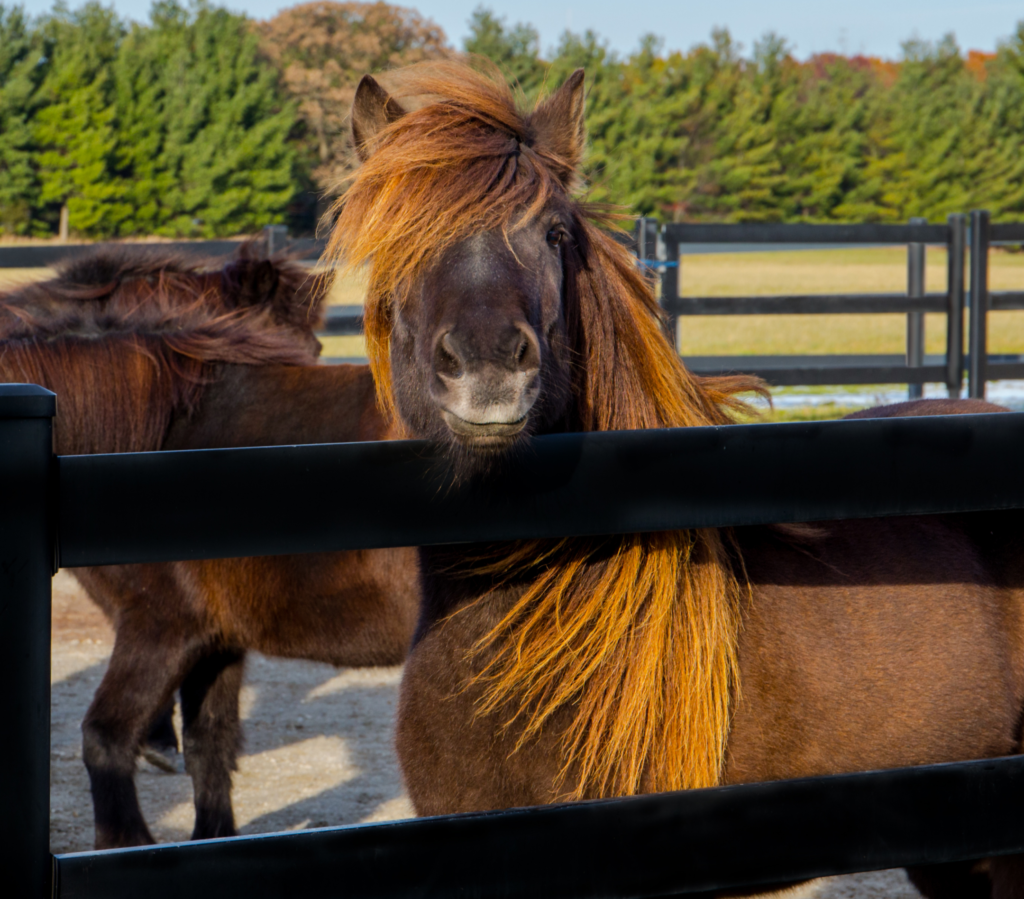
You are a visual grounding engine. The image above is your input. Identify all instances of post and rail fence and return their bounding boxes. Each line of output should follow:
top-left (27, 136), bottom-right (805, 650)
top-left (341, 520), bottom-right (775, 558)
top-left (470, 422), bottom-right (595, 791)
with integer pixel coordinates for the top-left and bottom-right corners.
top-left (6, 385), bottom-right (1024, 897)
top-left (5, 211), bottom-right (1021, 398)
top-left (642, 215), bottom-right (967, 397)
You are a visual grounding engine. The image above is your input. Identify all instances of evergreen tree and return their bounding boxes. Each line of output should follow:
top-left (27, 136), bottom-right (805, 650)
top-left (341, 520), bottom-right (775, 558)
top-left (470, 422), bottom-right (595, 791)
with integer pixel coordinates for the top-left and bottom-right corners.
top-left (0, 4), bottom-right (47, 234)
top-left (769, 54), bottom-right (879, 221)
top-left (113, 1), bottom-right (299, 237)
top-left (110, 0), bottom-right (184, 234)
top-left (33, 1), bottom-right (129, 237)
top-left (967, 26), bottom-right (1024, 218)
top-left (464, 6), bottom-right (546, 96)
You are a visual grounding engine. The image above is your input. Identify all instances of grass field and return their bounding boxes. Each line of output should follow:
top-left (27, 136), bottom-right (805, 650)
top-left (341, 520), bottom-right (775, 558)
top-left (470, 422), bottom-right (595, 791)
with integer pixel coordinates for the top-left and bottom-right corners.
top-left (7, 246), bottom-right (1024, 418)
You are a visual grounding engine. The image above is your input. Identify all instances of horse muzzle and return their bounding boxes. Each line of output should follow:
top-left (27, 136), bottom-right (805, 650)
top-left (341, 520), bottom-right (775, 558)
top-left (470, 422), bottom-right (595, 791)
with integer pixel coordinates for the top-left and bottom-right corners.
top-left (440, 408), bottom-right (529, 447)
top-left (435, 368), bottom-right (538, 448)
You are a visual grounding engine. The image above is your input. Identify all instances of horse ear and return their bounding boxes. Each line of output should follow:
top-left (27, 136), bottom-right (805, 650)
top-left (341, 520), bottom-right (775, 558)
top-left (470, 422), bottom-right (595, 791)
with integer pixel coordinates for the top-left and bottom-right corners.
top-left (351, 74), bottom-right (407, 162)
top-left (528, 69), bottom-right (586, 180)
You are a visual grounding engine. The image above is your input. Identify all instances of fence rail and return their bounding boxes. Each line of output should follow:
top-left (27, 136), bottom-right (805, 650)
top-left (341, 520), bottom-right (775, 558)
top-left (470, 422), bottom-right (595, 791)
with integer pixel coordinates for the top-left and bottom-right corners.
top-left (51, 756), bottom-right (1024, 899)
top-left (5, 383), bottom-right (1024, 897)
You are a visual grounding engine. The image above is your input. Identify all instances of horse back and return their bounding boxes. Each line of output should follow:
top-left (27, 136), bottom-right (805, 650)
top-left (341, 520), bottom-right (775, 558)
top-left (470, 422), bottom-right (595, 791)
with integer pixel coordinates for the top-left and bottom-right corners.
top-left (164, 362), bottom-right (390, 450)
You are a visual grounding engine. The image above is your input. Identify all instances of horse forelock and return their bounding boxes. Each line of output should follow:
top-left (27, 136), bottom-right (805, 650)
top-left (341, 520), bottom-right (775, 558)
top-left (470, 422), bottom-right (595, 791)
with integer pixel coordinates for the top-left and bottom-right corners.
top-left (330, 60), bottom-right (768, 800)
top-left (0, 247), bottom-right (324, 454)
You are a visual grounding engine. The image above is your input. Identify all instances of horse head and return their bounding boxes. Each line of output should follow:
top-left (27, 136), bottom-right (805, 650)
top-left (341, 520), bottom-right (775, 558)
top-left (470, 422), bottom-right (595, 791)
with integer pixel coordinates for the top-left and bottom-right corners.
top-left (332, 62), bottom-right (762, 480)
top-left (338, 67), bottom-right (594, 471)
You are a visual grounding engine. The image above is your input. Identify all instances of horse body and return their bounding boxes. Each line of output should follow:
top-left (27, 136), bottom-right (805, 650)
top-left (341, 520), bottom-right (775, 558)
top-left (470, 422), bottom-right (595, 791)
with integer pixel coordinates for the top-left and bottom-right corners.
top-left (1, 251), bottom-right (418, 849)
top-left (397, 515), bottom-right (1024, 809)
top-left (332, 62), bottom-right (1024, 897)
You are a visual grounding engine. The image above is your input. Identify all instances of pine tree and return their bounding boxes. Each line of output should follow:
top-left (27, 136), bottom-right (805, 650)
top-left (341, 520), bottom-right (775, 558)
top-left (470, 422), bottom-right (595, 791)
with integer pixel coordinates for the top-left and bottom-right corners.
top-left (32, 1), bottom-right (129, 237)
top-left (464, 6), bottom-right (546, 96)
top-left (112, 1), bottom-right (299, 237)
top-left (968, 26), bottom-right (1024, 218)
top-left (109, 0), bottom-right (184, 235)
top-left (0, 4), bottom-right (47, 234)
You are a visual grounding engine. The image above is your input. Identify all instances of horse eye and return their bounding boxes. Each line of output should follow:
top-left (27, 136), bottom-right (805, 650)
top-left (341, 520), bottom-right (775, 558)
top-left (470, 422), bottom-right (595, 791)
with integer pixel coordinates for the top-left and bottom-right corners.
top-left (546, 229), bottom-right (563, 247)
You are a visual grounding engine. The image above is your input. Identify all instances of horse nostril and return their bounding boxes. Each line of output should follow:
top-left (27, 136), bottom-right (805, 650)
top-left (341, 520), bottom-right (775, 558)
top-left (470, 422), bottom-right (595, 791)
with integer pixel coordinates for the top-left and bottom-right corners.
top-left (514, 327), bottom-right (540, 373)
top-left (434, 332), bottom-right (464, 379)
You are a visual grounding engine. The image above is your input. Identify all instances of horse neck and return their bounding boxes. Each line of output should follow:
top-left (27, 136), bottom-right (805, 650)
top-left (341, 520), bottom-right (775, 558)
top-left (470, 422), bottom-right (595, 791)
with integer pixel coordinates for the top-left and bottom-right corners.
top-left (0, 338), bottom-right (196, 456)
top-left (163, 362), bottom-right (392, 451)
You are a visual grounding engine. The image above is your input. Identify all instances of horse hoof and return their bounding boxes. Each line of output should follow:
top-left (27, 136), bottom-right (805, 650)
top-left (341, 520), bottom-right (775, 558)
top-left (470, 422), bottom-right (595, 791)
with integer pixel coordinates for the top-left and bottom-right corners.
top-left (141, 745), bottom-right (183, 774)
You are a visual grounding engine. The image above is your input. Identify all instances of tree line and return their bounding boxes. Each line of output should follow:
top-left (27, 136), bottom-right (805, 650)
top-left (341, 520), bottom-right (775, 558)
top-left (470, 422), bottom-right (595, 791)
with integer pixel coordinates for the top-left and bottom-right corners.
top-left (3, 1), bottom-right (1024, 238)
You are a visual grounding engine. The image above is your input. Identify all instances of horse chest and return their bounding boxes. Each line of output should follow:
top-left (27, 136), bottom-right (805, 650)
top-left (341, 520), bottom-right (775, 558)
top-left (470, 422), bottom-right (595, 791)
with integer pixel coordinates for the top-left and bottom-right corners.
top-left (397, 578), bottom-right (574, 815)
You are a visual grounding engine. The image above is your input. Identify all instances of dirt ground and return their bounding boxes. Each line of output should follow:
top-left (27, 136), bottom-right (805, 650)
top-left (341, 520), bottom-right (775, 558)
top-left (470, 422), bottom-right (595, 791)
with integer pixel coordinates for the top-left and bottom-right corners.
top-left (51, 570), bottom-right (921, 897)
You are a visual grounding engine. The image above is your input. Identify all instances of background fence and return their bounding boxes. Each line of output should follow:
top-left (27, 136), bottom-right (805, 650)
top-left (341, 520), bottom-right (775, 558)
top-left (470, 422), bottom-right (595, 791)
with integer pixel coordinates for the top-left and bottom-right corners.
top-left (4, 212), bottom-right (1017, 399)
top-left (6, 384), bottom-right (1024, 897)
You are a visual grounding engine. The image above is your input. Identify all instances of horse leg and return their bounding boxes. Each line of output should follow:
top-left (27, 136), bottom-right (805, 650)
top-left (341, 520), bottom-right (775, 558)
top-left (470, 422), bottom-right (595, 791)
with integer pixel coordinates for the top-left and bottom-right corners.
top-left (82, 627), bottom-right (197, 849)
top-left (180, 648), bottom-right (245, 840)
top-left (907, 862), bottom-right (992, 899)
top-left (140, 701), bottom-right (180, 773)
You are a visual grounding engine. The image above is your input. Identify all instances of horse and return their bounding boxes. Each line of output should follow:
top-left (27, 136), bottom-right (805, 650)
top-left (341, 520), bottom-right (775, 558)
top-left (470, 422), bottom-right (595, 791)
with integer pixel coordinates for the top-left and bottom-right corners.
top-left (0, 247), bottom-right (420, 850)
top-left (327, 61), bottom-right (1024, 899)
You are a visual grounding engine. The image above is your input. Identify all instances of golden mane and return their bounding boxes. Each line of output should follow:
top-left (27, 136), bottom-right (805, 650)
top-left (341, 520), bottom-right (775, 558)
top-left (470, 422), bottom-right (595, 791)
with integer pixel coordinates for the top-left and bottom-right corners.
top-left (0, 247), bottom-right (324, 455)
top-left (327, 61), bottom-right (765, 798)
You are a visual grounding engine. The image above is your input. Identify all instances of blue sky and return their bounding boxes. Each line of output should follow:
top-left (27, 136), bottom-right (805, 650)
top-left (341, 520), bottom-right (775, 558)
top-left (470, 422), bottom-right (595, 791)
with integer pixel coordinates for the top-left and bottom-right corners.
top-left (15, 0), bottom-right (1024, 59)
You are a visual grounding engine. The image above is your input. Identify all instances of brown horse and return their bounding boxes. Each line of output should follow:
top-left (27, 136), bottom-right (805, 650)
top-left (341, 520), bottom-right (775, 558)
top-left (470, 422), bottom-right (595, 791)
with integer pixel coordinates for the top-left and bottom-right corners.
top-left (0, 247), bottom-right (419, 849)
top-left (328, 62), bottom-right (1024, 898)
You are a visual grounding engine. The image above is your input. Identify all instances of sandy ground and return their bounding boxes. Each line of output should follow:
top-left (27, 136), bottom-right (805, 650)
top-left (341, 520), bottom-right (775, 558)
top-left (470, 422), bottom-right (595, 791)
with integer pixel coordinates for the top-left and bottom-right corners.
top-left (50, 570), bottom-right (921, 897)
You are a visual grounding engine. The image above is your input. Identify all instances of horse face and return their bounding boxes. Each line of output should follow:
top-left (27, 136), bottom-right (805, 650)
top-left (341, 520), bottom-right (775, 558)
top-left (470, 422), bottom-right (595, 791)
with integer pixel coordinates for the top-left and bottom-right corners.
top-left (390, 209), bottom-right (573, 463)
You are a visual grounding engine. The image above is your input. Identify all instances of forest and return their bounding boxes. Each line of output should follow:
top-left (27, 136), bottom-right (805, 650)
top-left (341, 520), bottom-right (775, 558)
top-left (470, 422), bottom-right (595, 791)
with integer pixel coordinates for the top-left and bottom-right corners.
top-left (2, 0), bottom-right (1024, 238)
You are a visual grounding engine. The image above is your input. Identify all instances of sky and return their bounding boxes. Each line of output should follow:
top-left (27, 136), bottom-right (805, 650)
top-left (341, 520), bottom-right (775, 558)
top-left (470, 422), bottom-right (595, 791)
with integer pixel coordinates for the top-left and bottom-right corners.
top-left (15, 0), bottom-right (1024, 60)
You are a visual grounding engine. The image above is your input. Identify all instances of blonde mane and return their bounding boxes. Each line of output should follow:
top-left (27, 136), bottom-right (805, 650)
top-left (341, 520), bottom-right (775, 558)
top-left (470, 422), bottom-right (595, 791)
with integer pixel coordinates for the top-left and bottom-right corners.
top-left (328, 61), bottom-right (765, 798)
top-left (0, 248), bottom-right (324, 455)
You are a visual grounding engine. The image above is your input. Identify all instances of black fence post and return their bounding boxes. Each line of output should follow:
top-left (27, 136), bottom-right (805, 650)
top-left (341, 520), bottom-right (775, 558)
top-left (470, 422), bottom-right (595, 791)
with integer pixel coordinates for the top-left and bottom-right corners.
top-left (906, 217), bottom-right (926, 399)
top-left (969, 210), bottom-right (991, 399)
top-left (263, 224), bottom-right (289, 256)
top-left (0, 384), bottom-right (56, 899)
top-left (660, 230), bottom-right (680, 352)
top-left (634, 217), bottom-right (670, 345)
top-left (946, 214), bottom-right (966, 397)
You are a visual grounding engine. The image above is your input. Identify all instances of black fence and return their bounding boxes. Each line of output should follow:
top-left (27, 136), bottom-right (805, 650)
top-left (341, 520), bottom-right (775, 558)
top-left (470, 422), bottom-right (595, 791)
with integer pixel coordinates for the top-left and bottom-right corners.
top-left (969, 212), bottom-right (1024, 396)
top-left (643, 216), bottom-right (966, 398)
top-left (1, 213), bottom-right (1021, 399)
top-left (6, 383), bottom-right (1024, 897)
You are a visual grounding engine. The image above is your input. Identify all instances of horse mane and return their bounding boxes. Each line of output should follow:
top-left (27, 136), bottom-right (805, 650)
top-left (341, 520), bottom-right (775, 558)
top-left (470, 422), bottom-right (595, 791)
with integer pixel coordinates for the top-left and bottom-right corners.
top-left (328, 61), bottom-right (766, 799)
top-left (0, 245), bottom-right (325, 454)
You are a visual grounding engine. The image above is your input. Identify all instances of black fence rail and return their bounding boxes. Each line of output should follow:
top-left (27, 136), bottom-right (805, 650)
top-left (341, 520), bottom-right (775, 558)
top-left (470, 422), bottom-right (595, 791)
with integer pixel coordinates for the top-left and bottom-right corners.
top-left (6, 382), bottom-right (1024, 897)
top-left (646, 216), bottom-right (967, 398)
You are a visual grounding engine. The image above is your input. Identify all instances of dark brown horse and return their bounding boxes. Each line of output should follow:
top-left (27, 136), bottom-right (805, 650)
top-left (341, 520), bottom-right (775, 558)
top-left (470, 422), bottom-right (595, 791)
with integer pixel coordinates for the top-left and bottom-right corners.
top-left (328, 62), bottom-right (1024, 898)
top-left (0, 248), bottom-right (419, 849)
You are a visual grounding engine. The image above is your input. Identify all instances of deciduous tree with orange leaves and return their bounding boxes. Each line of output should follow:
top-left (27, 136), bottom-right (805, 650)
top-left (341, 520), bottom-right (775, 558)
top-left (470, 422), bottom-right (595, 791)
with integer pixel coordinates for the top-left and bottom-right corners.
top-left (258, 1), bottom-right (448, 196)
